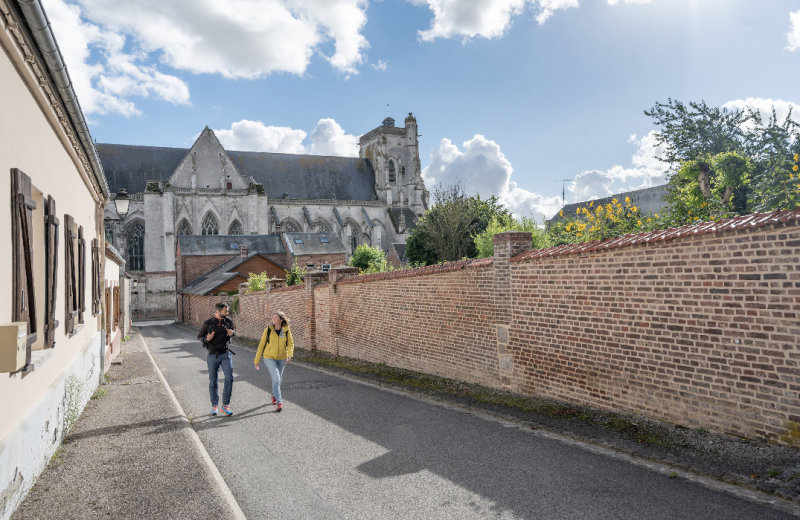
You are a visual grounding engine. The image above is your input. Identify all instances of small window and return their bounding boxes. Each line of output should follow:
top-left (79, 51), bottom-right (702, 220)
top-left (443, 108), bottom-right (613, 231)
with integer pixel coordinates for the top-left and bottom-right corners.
top-left (294, 238), bottom-right (304, 244)
top-left (322, 264), bottom-right (331, 272)
top-left (230, 243), bottom-right (239, 250)
top-left (320, 237), bottom-right (330, 244)
top-left (306, 264), bottom-right (315, 269)
top-left (226, 182), bottom-right (232, 189)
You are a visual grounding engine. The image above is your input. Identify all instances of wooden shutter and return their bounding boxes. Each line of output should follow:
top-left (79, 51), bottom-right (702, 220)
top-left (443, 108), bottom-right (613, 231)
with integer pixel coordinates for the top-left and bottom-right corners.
top-left (92, 239), bottom-right (102, 316)
top-left (11, 169), bottom-right (37, 365)
top-left (64, 215), bottom-right (78, 334)
top-left (113, 286), bottom-right (120, 330)
top-left (44, 196), bottom-right (59, 349)
top-left (78, 226), bottom-right (85, 324)
top-left (104, 286), bottom-right (111, 339)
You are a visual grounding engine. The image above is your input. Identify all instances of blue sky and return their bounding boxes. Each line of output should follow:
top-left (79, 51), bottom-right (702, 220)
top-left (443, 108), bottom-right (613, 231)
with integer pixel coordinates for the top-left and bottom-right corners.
top-left (44, 0), bottom-right (800, 217)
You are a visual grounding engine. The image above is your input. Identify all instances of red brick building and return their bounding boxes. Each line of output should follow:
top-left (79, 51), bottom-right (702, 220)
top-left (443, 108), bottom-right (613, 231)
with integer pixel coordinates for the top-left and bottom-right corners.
top-left (282, 232), bottom-right (347, 270)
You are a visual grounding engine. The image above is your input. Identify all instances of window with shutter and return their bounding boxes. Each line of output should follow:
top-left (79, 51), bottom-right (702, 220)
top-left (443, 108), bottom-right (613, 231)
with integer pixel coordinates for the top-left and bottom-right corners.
top-left (11, 169), bottom-right (37, 364)
top-left (104, 286), bottom-right (112, 340)
top-left (78, 226), bottom-right (85, 325)
top-left (44, 196), bottom-right (59, 349)
top-left (113, 286), bottom-right (120, 331)
top-left (64, 215), bottom-right (78, 334)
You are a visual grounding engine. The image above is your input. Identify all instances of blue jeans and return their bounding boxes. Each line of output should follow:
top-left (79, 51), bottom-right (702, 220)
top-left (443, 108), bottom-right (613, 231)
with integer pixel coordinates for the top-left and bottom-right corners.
top-left (264, 358), bottom-right (287, 404)
top-left (207, 352), bottom-right (233, 406)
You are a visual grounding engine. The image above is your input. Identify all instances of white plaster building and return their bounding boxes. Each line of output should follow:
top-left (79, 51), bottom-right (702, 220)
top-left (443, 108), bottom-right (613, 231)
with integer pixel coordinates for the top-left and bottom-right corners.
top-left (99, 113), bottom-right (428, 318)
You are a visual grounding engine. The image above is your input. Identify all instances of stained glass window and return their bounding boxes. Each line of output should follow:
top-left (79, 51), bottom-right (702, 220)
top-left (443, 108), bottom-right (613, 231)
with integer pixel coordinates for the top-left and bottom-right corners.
top-left (201, 213), bottom-right (219, 235)
top-left (228, 220), bottom-right (243, 235)
top-left (177, 219), bottom-right (192, 235)
top-left (127, 222), bottom-right (145, 271)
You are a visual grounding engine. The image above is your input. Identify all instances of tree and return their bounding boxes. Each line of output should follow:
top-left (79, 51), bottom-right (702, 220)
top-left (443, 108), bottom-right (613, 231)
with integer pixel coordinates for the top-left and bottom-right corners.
top-left (474, 216), bottom-right (550, 258)
top-left (404, 182), bottom-right (515, 265)
top-left (405, 225), bottom-right (438, 266)
top-left (285, 260), bottom-right (306, 286)
top-left (645, 99), bottom-right (800, 220)
top-left (547, 197), bottom-right (662, 246)
top-left (348, 244), bottom-right (389, 273)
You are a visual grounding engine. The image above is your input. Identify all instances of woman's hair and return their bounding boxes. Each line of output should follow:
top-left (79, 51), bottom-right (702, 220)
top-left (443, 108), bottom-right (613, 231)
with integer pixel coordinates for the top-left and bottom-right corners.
top-left (273, 310), bottom-right (290, 328)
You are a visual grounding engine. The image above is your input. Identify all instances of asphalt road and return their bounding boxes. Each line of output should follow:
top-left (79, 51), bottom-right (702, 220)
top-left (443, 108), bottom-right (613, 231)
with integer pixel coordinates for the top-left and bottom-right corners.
top-left (140, 322), bottom-right (794, 520)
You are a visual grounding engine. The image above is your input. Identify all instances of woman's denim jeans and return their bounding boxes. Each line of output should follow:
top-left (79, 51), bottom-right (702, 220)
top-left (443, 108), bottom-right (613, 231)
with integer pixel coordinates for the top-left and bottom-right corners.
top-left (207, 351), bottom-right (233, 407)
top-left (264, 358), bottom-right (287, 404)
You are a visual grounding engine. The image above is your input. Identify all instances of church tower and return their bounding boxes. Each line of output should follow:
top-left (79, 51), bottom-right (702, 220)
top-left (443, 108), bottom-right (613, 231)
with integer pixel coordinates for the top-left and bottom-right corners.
top-left (359, 113), bottom-right (427, 215)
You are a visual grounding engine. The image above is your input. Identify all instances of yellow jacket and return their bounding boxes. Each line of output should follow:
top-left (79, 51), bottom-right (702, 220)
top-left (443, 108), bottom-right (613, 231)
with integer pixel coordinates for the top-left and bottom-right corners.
top-left (254, 325), bottom-right (294, 363)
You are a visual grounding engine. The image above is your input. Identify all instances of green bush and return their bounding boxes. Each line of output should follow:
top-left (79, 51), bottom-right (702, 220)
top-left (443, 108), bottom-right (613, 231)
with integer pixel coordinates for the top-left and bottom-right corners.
top-left (474, 215), bottom-right (550, 258)
top-left (246, 272), bottom-right (267, 292)
top-left (348, 244), bottom-right (390, 273)
top-left (285, 260), bottom-right (306, 286)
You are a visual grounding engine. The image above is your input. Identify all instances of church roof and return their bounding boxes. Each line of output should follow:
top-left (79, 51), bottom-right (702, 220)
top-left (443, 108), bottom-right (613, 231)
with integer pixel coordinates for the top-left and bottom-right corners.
top-left (97, 143), bottom-right (378, 201)
top-left (283, 232), bottom-right (347, 256)
top-left (177, 235), bottom-right (286, 256)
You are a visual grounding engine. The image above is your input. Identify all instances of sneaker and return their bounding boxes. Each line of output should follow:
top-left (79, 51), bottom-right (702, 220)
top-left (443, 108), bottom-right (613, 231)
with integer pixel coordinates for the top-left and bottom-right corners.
top-left (271, 396), bottom-right (277, 405)
top-left (223, 405), bottom-right (233, 416)
top-left (276, 403), bottom-right (283, 412)
top-left (210, 406), bottom-right (218, 416)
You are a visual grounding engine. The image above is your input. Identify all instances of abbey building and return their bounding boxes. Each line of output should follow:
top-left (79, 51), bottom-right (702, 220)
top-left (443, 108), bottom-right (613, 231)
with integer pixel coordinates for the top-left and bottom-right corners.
top-left (99, 113), bottom-right (427, 318)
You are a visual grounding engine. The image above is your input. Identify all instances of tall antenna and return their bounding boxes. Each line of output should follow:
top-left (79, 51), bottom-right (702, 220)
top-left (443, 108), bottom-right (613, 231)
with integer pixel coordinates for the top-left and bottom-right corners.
top-left (557, 179), bottom-right (573, 207)
top-left (386, 103), bottom-right (389, 118)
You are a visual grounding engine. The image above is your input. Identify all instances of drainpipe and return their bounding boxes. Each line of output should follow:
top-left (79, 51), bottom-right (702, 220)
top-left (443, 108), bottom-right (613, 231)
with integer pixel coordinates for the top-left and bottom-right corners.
top-left (16, 0), bottom-right (109, 199)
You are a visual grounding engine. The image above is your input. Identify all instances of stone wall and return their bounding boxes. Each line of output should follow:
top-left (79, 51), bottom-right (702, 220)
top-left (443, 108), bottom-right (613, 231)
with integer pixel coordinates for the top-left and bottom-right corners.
top-left (179, 209), bottom-right (800, 444)
top-left (130, 271), bottom-right (176, 319)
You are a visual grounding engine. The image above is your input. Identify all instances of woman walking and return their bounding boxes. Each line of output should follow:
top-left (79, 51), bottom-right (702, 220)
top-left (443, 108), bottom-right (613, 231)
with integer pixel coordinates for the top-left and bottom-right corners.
top-left (254, 311), bottom-right (294, 412)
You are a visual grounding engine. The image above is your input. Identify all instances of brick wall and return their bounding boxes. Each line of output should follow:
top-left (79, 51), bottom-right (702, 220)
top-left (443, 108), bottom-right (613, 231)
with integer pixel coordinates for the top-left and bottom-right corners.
top-left (236, 289), bottom-right (270, 341)
top-left (177, 210), bottom-right (800, 444)
top-left (508, 218), bottom-right (800, 441)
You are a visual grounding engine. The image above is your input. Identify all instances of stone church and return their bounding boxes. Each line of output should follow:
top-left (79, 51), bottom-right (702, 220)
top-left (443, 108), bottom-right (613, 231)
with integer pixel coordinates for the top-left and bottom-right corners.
top-left (99, 113), bottom-right (427, 318)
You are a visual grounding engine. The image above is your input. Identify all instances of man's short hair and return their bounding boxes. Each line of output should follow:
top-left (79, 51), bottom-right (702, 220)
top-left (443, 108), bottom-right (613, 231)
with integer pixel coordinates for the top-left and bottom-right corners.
top-left (215, 302), bottom-right (229, 312)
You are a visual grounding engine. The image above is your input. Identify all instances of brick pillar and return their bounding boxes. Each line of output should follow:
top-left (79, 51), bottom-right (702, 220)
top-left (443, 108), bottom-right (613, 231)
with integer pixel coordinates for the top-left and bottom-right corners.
top-left (304, 270), bottom-right (328, 350)
top-left (493, 232), bottom-right (532, 389)
top-left (328, 266), bottom-right (358, 356)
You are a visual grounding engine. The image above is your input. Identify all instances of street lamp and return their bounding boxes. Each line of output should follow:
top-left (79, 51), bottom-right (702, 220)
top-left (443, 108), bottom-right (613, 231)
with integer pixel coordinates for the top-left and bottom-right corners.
top-left (114, 188), bottom-right (130, 218)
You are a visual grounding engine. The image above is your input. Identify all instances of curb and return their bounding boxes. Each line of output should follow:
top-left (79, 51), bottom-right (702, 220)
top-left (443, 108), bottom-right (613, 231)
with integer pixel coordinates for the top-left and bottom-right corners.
top-left (141, 336), bottom-right (247, 520)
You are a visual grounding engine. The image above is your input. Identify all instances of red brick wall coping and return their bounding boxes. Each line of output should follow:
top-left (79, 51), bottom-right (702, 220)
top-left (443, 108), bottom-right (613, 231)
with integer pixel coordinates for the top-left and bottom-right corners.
top-left (271, 283), bottom-right (305, 293)
top-left (511, 208), bottom-right (800, 263)
top-left (335, 257), bottom-right (493, 286)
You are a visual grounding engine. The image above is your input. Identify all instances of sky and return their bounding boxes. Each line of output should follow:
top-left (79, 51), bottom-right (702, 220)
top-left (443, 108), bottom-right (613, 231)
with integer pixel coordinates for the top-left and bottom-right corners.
top-left (42, 0), bottom-right (800, 218)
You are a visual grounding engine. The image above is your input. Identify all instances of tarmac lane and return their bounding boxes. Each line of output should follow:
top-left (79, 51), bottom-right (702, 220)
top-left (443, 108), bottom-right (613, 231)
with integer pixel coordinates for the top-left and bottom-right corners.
top-left (140, 322), bottom-right (795, 520)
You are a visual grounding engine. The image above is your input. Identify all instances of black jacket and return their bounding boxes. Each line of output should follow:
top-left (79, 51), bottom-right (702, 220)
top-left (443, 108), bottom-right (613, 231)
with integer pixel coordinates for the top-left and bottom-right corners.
top-left (197, 315), bottom-right (236, 355)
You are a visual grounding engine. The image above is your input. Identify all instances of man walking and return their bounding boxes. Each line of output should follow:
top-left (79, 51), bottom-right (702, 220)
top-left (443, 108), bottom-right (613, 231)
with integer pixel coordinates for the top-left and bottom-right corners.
top-left (197, 302), bottom-right (236, 416)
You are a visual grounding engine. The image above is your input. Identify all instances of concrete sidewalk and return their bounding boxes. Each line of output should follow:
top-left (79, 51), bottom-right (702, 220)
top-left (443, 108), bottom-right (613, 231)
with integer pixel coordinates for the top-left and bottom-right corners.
top-left (11, 328), bottom-right (238, 520)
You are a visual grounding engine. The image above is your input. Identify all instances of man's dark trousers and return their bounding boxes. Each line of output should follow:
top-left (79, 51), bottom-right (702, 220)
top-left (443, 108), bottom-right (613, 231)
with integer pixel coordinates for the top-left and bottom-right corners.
top-left (208, 351), bottom-right (233, 406)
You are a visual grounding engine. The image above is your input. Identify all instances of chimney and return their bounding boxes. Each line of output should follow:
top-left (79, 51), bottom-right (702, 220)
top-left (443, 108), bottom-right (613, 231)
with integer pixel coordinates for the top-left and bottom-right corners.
top-left (240, 245), bottom-right (248, 259)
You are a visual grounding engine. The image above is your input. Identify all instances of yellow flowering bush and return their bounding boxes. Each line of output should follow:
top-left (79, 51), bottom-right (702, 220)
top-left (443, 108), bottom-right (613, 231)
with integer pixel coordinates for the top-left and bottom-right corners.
top-left (549, 198), bottom-right (661, 245)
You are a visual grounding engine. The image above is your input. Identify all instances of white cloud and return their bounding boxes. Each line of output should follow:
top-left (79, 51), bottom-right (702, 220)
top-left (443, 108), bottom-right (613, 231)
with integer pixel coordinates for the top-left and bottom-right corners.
top-left (43, 0), bottom-right (190, 116)
top-left (215, 120), bottom-right (308, 154)
top-left (72, 0), bottom-right (370, 77)
top-left (214, 118), bottom-right (359, 156)
top-left (607, 0), bottom-right (651, 5)
top-left (372, 60), bottom-right (388, 71)
top-left (722, 97), bottom-right (800, 125)
top-left (309, 118), bottom-right (360, 157)
top-left (787, 9), bottom-right (800, 51)
top-left (412, 0), bottom-right (578, 41)
top-left (569, 130), bottom-right (668, 200)
top-left (421, 135), bottom-right (561, 218)
top-left (420, 130), bottom-right (668, 218)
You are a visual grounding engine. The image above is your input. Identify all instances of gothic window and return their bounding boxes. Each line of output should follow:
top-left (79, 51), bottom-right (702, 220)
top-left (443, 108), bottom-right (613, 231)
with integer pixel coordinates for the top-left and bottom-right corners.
top-left (228, 220), bottom-right (243, 235)
top-left (176, 219), bottom-right (192, 236)
top-left (350, 234), bottom-right (357, 255)
top-left (201, 213), bottom-right (219, 235)
top-left (388, 160), bottom-right (396, 183)
top-left (127, 222), bottom-right (145, 271)
top-left (400, 166), bottom-right (405, 176)
top-left (105, 225), bottom-right (114, 245)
